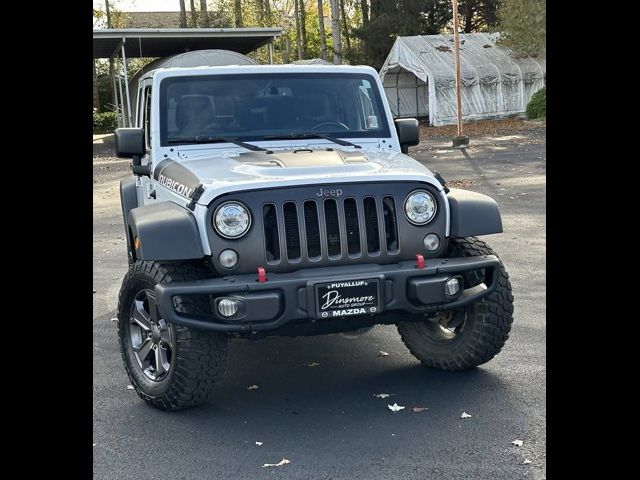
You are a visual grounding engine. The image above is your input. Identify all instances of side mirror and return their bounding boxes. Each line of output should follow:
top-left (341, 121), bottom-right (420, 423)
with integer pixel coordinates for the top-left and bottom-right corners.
top-left (115, 128), bottom-right (145, 158)
top-left (394, 118), bottom-right (420, 154)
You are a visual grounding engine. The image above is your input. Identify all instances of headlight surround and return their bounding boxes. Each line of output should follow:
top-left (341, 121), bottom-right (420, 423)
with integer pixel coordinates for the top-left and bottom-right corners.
top-left (213, 202), bottom-right (251, 239)
top-left (404, 190), bottom-right (437, 225)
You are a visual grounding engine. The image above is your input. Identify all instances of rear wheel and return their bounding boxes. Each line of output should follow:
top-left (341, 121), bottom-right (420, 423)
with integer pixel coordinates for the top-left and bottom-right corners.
top-left (117, 261), bottom-right (228, 411)
top-left (397, 237), bottom-right (514, 370)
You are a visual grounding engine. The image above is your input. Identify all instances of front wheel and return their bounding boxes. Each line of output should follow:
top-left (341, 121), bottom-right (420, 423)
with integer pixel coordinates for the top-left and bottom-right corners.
top-left (397, 237), bottom-right (514, 371)
top-left (117, 261), bottom-right (228, 411)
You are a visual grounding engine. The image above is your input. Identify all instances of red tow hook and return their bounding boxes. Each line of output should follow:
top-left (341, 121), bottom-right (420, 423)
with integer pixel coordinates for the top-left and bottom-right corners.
top-left (257, 266), bottom-right (267, 283)
top-left (416, 254), bottom-right (425, 269)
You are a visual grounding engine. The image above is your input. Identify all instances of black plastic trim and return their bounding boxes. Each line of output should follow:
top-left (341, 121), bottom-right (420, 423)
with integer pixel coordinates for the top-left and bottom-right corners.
top-left (154, 255), bottom-right (500, 332)
top-left (128, 202), bottom-right (204, 260)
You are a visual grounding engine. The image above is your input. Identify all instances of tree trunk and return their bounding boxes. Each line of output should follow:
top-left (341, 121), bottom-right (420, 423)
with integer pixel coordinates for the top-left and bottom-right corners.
top-left (256, 0), bottom-right (264, 25)
top-left (189, 0), bottom-right (197, 27)
top-left (179, 0), bottom-right (187, 27)
top-left (234, 0), bottom-right (243, 27)
top-left (294, 0), bottom-right (303, 59)
top-left (283, 35), bottom-right (291, 63)
top-left (106, 0), bottom-right (114, 104)
top-left (299, 0), bottom-right (307, 58)
top-left (317, 0), bottom-right (328, 60)
top-left (464, 3), bottom-right (474, 33)
top-left (360, 0), bottom-right (368, 27)
top-left (200, 0), bottom-right (209, 27)
top-left (329, 0), bottom-right (341, 64)
top-left (339, 0), bottom-right (350, 57)
top-left (105, 0), bottom-right (112, 27)
top-left (265, 0), bottom-right (271, 19)
top-left (369, 0), bottom-right (381, 19)
top-left (93, 60), bottom-right (100, 112)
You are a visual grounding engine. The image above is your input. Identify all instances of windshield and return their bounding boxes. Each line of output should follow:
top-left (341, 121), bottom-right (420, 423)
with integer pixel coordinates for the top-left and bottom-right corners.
top-left (159, 73), bottom-right (390, 146)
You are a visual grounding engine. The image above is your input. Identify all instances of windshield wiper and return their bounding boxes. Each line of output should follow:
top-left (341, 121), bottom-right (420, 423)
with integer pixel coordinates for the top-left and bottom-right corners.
top-left (262, 132), bottom-right (361, 149)
top-left (167, 136), bottom-right (271, 153)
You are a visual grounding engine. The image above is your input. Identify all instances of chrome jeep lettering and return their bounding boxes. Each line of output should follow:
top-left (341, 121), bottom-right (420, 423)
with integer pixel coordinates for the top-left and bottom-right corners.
top-left (316, 188), bottom-right (343, 197)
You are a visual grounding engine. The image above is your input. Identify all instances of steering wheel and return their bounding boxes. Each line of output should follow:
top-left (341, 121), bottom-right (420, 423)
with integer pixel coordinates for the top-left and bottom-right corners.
top-left (310, 121), bottom-right (350, 132)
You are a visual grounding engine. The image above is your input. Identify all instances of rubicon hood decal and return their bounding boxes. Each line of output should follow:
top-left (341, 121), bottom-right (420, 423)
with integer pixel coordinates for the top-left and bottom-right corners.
top-left (153, 159), bottom-right (200, 198)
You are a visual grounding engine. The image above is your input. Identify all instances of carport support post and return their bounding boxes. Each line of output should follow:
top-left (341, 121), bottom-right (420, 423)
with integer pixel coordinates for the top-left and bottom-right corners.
top-left (452, 0), bottom-right (469, 148)
top-left (121, 41), bottom-right (133, 127)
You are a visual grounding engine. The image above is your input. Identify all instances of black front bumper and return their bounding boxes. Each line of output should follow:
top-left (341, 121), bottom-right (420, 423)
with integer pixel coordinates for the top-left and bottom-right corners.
top-left (154, 256), bottom-right (500, 333)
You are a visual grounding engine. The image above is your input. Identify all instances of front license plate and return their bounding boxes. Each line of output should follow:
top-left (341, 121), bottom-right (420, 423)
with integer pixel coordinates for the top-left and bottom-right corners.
top-left (314, 278), bottom-right (381, 318)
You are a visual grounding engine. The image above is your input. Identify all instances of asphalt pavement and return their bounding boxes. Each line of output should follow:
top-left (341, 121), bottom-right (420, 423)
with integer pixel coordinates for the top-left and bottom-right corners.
top-left (93, 125), bottom-right (546, 480)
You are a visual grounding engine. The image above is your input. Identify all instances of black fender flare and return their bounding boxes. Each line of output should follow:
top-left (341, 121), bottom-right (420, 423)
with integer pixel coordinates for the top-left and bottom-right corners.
top-left (120, 177), bottom-right (138, 262)
top-left (447, 188), bottom-right (503, 237)
top-left (127, 202), bottom-right (204, 261)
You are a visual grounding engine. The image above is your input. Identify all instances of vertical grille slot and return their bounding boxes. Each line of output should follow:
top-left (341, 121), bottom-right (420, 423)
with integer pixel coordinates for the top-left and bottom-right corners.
top-left (303, 201), bottom-right (321, 259)
top-left (382, 196), bottom-right (399, 253)
top-left (324, 199), bottom-right (341, 257)
top-left (283, 202), bottom-right (301, 261)
top-left (262, 204), bottom-right (280, 263)
top-left (363, 197), bottom-right (380, 254)
top-left (343, 198), bottom-right (361, 255)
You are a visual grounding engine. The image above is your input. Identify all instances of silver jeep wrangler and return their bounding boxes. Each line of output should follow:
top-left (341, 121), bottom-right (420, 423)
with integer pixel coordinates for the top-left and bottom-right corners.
top-left (115, 61), bottom-right (514, 411)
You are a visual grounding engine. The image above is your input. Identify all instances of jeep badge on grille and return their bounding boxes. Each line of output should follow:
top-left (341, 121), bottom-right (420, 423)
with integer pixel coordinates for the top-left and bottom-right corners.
top-left (316, 188), bottom-right (343, 197)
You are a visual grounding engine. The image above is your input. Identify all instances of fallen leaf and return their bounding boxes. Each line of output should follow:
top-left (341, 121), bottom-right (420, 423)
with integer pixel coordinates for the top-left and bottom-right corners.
top-left (523, 459), bottom-right (532, 465)
top-left (126, 385), bottom-right (134, 390)
top-left (512, 439), bottom-right (524, 447)
top-left (388, 403), bottom-right (406, 412)
top-left (110, 317), bottom-right (118, 322)
top-left (460, 412), bottom-right (472, 418)
top-left (378, 350), bottom-right (390, 357)
top-left (374, 393), bottom-right (392, 399)
top-left (262, 458), bottom-right (290, 468)
top-left (255, 441), bottom-right (263, 446)
top-left (247, 385), bottom-right (259, 390)
top-left (304, 362), bottom-right (320, 367)
top-left (412, 407), bottom-right (429, 412)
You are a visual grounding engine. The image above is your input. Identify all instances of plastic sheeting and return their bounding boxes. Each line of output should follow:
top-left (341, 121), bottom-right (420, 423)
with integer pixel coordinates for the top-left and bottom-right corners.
top-left (379, 33), bottom-right (545, 126)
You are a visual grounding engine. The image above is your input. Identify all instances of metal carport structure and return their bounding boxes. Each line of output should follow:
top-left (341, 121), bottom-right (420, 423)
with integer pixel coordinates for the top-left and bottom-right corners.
top-left (93, 28), bottom-right (282, 126)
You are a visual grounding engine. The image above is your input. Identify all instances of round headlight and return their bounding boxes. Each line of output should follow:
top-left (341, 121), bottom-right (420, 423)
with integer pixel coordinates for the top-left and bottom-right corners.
top-left (404, 190), bottom-right (437, 225)
top-left (213, 202), bottom-right (251, 239)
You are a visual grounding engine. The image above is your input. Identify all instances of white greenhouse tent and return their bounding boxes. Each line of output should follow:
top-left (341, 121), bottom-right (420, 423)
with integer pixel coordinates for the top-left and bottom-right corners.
top-left (379, 33), bottom-right (546, 126)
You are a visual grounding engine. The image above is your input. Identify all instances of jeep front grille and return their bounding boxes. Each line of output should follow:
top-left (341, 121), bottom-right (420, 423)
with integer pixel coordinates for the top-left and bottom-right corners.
top-left (262, 196), bottom-right (400, 265)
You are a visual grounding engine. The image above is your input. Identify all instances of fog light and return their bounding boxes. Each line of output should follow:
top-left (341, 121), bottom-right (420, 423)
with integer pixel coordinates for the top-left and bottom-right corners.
top-left (218, 249), bottom-right (238, 268)
top-left (217, 298), bottom-right (240, 317)
top-left (444, 278), bottom-right (461, 296)
top-left (423, 233), bottom-right (440, 251)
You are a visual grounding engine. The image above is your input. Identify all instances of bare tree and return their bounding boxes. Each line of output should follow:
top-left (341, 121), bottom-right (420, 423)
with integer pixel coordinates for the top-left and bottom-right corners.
top-left (189, 0), bottom-right (198, 26)
top-left (294, 0), bottom-right (303, 59)
top-left (179, 0), bottom-right (187, 27)
top-left (329, 0), bottom-right (341, 64)
top-left (265, 0), bottom-right (271, 20)
top-left (360, 0), bottom-right (368, 27)
top-left (317, 0), bottom-right (328, 60)
top-left (282, 35), bottom-right (291, 63)
top-left (339, 0), bottom-right (350, 57)
top-left (299, 0), bottom-right (307, 57)
top-left (200, 0), bottom-right (210, 27)
top-left (234, 0), bottom-right (243, 27)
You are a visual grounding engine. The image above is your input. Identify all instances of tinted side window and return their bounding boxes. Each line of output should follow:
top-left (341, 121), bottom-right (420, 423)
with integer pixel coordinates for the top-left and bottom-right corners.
top-left (144, 87), bottom-right (152, 150)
